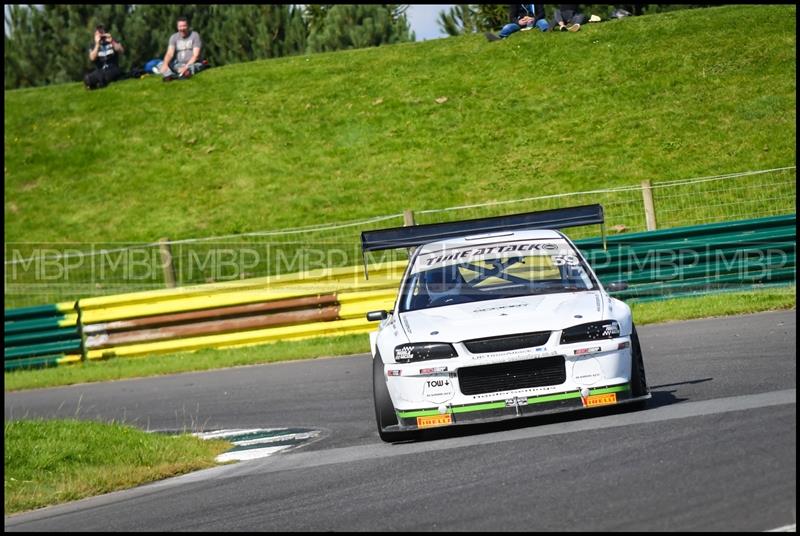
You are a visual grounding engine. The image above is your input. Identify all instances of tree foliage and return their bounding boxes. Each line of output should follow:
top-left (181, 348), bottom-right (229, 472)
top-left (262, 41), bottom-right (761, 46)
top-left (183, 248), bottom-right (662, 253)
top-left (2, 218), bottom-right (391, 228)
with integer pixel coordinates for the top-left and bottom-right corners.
top-left (437, 5), bottom-right (508, 36)
top-left (4, 4), bottom-right (411, 89)
top-left (306, 4), bottom-right (413, 53)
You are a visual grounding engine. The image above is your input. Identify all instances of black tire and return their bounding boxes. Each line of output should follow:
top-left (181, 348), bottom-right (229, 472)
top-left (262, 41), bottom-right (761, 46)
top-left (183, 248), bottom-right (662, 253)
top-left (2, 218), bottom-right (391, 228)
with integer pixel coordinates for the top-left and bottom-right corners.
top-left (631, 326), bottom-right (650, 408)
top-left (373, 352), bottom-right (416, 443)
top-left (629, 324), bottom-right (649, 408)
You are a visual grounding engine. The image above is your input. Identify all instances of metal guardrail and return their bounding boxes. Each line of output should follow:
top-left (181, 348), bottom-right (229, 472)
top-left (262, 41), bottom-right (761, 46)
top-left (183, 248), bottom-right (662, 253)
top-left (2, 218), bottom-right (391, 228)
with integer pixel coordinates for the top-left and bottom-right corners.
top-left (4, 215), bottom-right (795, 371)
top-left (576, 214), bottom-right (796, 300)
top-left (76, 262), bottom-right (404, 362)
top-left (4, 302), bottom-right (82, 371)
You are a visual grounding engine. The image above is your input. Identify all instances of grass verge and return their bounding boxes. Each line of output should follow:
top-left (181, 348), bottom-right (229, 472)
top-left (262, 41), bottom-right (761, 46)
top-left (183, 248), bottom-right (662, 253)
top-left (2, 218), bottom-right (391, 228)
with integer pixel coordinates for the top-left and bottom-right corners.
top-left (4, 5), bottom-right (796, 307)
top-left (5, 286), bottom-right (795, 392)
top-left (4, 419), bottom-right (231, 515)
top-left (628, 286), bottom-right (796, 325)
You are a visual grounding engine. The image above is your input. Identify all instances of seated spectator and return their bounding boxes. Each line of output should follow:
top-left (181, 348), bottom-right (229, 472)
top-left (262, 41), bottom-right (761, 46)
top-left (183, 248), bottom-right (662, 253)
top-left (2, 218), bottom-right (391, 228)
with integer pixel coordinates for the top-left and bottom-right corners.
top-left (158, 16), bottom-right (205, 81)
top-left (485, 4), bottom-right (549, 42)
top-left (552, 4), bottom-right (587, 32)
top-left (84, 24), bottom-right (124, 90)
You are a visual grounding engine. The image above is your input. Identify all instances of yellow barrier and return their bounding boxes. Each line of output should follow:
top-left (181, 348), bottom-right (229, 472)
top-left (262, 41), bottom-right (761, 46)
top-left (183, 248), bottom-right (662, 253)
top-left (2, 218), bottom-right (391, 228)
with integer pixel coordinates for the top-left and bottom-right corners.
top-left (57, 355), bottom-right (83, 366)
top-left (77, 261), bottom-right (408, 361)
top-left (337, 289), bottom-right (397, 319)
top-left (79, 261), bottom-right (408, 311)
top-left (85, 317), bottom-right (378, 359)
top-left (79, 262), bottom-right (406, 324)
top-left (57, 313), bottom-right (79, 328)
top-left (81, 280), bottom-right (399, 324)
top-left (56, 301), bottom-right (77, 313)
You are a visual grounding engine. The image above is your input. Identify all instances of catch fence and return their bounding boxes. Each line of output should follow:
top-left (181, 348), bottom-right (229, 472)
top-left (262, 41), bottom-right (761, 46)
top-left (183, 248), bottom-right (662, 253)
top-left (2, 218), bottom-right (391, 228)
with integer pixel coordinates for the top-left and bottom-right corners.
top-left (4, 166), bottom-right (796, 308)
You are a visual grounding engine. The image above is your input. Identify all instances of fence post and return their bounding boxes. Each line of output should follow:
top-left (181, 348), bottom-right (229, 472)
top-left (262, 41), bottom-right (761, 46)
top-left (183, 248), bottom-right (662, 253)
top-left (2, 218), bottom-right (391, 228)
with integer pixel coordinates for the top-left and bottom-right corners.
top-left (641, 180), bottom-right (658, 231)
top-left (403, 210), bottom-right (416, 258)
top-left (159, 238), bottom-right (177, 288)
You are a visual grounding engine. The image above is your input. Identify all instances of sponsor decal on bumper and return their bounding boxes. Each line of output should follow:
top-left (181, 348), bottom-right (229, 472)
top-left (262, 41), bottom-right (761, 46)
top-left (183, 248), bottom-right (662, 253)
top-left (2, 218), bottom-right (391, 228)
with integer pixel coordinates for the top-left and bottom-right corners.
top-left (581, 392), bottom-right (617, 407)
top-left (416, 414), bottom-right (453, 428)
top-left (395, 383), bottom-right (630, 428)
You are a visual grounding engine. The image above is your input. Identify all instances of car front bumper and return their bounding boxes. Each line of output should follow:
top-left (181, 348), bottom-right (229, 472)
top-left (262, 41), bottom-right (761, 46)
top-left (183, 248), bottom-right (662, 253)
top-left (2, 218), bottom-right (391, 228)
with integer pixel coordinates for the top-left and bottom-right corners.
top-left (384, 340), bottom-right (644, 431)
top-left (386, 383), bottom-right (649, 432)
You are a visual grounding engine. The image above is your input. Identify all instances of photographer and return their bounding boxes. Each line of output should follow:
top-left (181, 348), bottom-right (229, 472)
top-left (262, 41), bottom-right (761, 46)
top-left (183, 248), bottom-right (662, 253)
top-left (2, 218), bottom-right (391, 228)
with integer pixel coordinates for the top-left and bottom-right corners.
top-left (84, 24), bottom-right (124, 90)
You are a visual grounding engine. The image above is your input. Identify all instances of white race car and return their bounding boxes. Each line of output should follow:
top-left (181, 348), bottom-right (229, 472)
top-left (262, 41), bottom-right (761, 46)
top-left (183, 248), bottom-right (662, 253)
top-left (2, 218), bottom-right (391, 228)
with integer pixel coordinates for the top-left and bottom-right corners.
top-left (362, 205), bottom-right (650, 442)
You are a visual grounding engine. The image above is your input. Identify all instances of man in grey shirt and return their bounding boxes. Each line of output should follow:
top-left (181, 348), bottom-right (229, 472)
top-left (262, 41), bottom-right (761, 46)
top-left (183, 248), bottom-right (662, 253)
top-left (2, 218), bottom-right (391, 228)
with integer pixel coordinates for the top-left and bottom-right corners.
top-left (159, 16), bottom-right (203, 81)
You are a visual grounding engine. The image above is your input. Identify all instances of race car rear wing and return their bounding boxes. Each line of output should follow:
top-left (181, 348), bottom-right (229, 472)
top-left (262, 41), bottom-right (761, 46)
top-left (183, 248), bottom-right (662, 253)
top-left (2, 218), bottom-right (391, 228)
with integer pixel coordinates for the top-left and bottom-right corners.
top-left (360, 204), bottom-right (605, 278)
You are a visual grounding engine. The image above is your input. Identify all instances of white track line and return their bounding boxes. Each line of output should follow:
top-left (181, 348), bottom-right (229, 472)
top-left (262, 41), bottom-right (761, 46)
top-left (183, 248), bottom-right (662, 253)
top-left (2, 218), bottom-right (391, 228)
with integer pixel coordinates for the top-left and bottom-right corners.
top-left (766, 524), bottom-right (796, 532)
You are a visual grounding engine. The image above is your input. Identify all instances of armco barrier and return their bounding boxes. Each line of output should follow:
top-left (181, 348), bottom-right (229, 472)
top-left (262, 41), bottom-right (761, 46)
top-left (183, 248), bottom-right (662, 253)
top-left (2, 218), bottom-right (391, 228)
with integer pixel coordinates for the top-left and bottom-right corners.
top-left (79, 263), bottom-right (404, 360)
top-left (575, 214), bottom-right (796, 299)
top-left (4, 215), bottom-right (795, 370)
top-left (4, 302), bottom-right (82, 371)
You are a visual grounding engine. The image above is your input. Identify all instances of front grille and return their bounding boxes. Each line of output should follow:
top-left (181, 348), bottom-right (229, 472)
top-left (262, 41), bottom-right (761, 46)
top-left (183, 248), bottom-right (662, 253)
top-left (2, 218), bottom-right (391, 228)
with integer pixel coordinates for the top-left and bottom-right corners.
top-left (458, 355), bottom-right (566, 395)
top-left (463, 331), bottom-right (551, 354)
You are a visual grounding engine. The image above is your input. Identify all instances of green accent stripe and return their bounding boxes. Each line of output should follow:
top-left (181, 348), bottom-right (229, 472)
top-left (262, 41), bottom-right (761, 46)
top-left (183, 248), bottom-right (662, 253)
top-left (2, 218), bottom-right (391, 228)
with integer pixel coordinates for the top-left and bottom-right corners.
top-left (453, 401), bottom-right (507, 414)
top-left (5, 316), bottom-right (68, 334)
top-left (5, 327), bottom-right (79, 346)
top-left (397, 408), bottom-right (448, 418)
top-left (396, 383), bottom-right (631, 419)
top-left (4, 339), bottom-right (82, 359)
top-left (4, 304), bottom-right (63, 321)
top-left (526, 391), bottom-right (581, 404)
top-left (4, 354), bottom-right (63, 371)
top-left (588, 384), bottom-right (630, 396)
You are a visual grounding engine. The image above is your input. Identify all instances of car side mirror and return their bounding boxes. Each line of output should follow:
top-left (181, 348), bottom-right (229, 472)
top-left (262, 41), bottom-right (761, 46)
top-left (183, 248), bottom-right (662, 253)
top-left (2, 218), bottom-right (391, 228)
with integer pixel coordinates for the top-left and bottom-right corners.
top-left (607, 281), bottom-right (629, 292)
top-left (366, 310), bottom-right (389, 322)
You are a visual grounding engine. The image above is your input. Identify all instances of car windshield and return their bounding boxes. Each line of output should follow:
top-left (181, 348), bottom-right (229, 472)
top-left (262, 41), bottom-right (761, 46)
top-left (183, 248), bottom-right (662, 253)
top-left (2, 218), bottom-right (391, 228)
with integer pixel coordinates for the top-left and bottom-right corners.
top-left (399, 238), bottom-right (596, 312)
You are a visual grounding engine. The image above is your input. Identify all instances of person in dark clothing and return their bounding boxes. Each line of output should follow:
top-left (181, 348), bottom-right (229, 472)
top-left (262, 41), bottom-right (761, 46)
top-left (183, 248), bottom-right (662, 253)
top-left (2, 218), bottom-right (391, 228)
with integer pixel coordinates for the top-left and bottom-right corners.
top-left (485, 4), bottom-right (549, 41)
top-left (84, 24), bottom-right (124, 90)
top-left (552, 4), bottom-right (587, 32)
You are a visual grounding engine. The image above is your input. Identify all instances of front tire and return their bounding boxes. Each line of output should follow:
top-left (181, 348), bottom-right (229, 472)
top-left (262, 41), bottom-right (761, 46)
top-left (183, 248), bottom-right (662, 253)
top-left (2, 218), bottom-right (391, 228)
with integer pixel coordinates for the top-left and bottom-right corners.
top-left (373, 352), bottom-right (416, 443)
top-left (629, 324), bottom-right (649, 408)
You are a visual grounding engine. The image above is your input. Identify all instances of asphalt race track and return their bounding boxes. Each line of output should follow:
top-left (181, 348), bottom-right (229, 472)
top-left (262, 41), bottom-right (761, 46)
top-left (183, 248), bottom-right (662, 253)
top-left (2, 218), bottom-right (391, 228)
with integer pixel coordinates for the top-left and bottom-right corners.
top-left (4, 310), bottom-right (796, 531)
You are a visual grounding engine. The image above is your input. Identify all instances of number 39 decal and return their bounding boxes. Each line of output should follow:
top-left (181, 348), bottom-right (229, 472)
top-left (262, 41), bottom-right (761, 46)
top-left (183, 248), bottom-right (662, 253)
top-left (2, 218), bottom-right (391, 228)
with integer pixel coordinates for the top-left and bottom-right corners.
top-left (553, 254), bottom-right (580, 266)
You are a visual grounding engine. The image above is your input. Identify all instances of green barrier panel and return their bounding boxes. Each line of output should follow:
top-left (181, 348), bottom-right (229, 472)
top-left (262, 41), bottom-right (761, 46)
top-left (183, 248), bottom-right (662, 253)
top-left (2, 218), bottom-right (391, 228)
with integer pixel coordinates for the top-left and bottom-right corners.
top-left (581, 237), bottom-right (797, 273)
top-left (4, 326), bottom-right (80, 347)
top-left (575, 214), bottom-right (796, 247)
top-left (4, 354), bottom-right (64, 371)
top-left (4, 303), bottom-right (69, 321)
top-left (4, 339), bottom-right (82, 360)
top-left (575, 214), bottom-right (796, 302)
top-left (609, 267), bottom-right (797, 299)
top-left (598, 253), bottom-right (796, 286)
top-left (624, 281), bottom-right (796, 303)
top-left (583, 225), bottom-right (797, 252)
top-left (4, 316), bottom-right (70, 335)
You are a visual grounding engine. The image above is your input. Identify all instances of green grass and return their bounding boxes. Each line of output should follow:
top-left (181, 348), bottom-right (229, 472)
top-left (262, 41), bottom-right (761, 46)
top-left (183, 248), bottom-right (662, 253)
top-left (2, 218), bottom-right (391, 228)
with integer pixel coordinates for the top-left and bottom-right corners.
top-left (628, 285), bottom-right (796, 325)
top-left (5, 286), bottom-right (794, 391)
top-left (4, 419), bottom-right (231, 515)
top-left (4, 5), bottom-right (795, 245)
top-left (5, 331), bottom-right (371, 391)
top-left (4, 5), bottom-right (796, 307)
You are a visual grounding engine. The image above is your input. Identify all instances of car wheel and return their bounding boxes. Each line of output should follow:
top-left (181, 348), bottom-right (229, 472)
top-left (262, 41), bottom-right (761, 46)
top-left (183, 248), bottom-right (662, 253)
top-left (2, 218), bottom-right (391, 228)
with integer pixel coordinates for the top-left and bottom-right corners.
top-left (373, 352), bottom-right (416, 443)
top-left (629, 324), bottom-right (649, 407)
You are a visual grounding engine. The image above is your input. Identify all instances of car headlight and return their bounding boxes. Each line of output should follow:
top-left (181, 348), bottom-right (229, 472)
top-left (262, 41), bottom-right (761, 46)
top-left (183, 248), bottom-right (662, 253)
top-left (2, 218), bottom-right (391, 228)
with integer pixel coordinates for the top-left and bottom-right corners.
top-left (560, 320), bottom-right (621, 344)
top-left (394, 343), bottom-right (458, 363)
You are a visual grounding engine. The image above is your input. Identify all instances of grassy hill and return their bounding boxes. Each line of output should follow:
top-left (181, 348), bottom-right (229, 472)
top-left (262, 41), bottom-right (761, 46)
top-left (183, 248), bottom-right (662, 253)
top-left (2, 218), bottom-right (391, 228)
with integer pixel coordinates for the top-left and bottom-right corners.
top-left (4, 4), bottom-right (796, 246)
